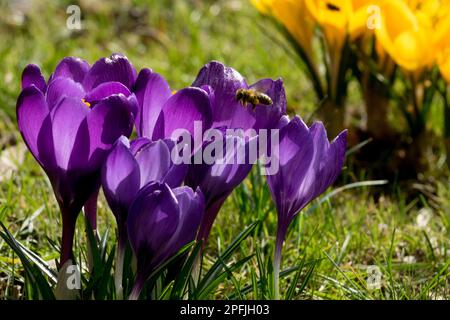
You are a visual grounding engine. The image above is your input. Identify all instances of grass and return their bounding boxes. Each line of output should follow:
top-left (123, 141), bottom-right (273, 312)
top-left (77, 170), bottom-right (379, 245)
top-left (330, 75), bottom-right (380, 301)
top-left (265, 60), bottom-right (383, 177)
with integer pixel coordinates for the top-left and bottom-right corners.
top-left (0, 0), bottom-right (449, 300)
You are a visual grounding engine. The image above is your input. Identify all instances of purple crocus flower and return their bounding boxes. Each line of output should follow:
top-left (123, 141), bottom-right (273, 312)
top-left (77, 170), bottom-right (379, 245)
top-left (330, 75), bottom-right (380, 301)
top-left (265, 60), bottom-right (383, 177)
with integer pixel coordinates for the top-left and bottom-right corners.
top-left (103, 136), bottom-right (187, 245)
top-left (182, 61), bottom-right (287, 243)
top-left (186, 134), bottom-right (257, 242)
top-left (102, 136), bottom-right (187, 297)
top-left (192, 61), bottom-right (286, 131)
top-left (17, 54), bottom-right (137, 266)
top-left (266, 116), bottom-right (347, 299)
top-left (133, 68), bottom-right (212, 140)
top-left (127, 182), bottom-right (204, 300)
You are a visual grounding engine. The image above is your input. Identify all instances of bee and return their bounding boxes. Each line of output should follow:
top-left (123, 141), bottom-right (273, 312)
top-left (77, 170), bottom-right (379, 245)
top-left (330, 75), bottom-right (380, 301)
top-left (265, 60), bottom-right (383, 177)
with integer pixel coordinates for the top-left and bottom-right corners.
top-left (326, 3), bottom-right (341, 11)
top-left (235, 89), bottom-right (273, 110)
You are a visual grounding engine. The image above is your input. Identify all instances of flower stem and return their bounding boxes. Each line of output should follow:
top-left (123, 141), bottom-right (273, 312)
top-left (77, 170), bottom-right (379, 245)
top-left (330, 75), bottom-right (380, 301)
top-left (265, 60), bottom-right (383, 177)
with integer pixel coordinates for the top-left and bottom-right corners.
top-left (273, 223), bottom-right (287, 300)
top-left (84, 189), bottom-right (99, 231)
top-left (129, 274), bottom-right (145, 300)
top-left (60, 209), bottom-right (78, 268)
top-left (115, 239), bottom-right (126, 300)
top-left (197, 198), bottom-right (226, 243)
top-left (191, 249), bottom-right (202, 287)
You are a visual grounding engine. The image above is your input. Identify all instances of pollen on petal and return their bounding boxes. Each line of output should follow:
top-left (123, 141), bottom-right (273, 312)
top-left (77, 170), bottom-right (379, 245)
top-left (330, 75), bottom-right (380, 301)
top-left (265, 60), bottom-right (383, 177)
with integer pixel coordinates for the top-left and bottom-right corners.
top-left (82, 98), bottom-right (91, 108)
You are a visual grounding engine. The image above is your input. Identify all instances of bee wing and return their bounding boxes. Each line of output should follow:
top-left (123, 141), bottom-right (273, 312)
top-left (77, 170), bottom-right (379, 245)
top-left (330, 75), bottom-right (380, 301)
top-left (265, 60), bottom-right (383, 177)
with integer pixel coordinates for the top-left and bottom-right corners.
top-left (249, 79), bottom-right (273, 93)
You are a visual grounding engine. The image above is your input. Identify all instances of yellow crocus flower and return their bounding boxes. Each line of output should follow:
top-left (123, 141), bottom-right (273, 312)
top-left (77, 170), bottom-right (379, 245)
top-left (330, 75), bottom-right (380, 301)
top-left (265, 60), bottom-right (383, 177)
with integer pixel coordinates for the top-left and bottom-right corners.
top-left (439, 49), bottom-right (450, 83)
top-left (375, 0), bottom-right (432, 71)
top-left (251, 0), bottom-right (315, 57)
top-left (433, 2), bottom-right (450, 82)
top-left (305, 0), bottom-right (374, 39)
top-left (349, 0), bottom-right (377, 39)
top-left (250, 0), bottom-right (274, 14)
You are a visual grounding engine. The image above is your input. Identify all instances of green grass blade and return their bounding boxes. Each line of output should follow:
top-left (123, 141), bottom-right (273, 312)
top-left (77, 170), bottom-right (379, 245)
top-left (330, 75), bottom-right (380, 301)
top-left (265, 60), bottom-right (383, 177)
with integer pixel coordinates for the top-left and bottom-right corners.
top-left (170, 241), bottom-right (203, 300)
top-left (197, 220), bottom-right (259, 292)
top-left (0, 222), bottom-right (55, 299)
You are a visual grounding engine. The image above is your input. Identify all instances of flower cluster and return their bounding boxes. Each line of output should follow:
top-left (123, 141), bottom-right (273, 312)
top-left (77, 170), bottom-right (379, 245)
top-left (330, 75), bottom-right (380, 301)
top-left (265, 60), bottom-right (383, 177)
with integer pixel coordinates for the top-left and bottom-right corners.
top-left (16, 54), bottom-right (347, 299)
top-left (252, 0), bottom-right (450, 169)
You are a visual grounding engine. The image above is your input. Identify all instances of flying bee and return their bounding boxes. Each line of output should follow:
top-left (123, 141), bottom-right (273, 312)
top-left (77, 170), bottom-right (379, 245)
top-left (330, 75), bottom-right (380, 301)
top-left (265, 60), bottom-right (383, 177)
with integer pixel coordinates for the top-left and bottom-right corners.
top-left (235, 89), bottom-right (273, 111)
top-left (326, 3), bottom-right (341, 11)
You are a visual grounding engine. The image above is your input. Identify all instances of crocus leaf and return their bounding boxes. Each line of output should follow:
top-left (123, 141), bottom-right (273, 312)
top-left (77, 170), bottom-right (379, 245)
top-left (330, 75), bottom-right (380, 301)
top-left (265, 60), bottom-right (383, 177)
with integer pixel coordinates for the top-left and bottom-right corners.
top-left (0, 222), bottom-right (55, 299)
top-left (255, 246), bottom-right (268, 298)
top-left (196, 220), bottom-right (259, 294)
top-left (196, 255), bottom-right (253, 300)
top-left (83, 219), bottom-right (109, 297)
top-left (296, 261), bottom-right (316, 297)
top-left (15, 239), bottom-right (58, 284)
top-left (251, 269), bottom-right (259, 299)
top-left (228, 258), bottom-right (320, 299)
top-left (99, 227), bottom-right (110, 262)
top-left (95, 245), bottom-right (116, 300)
top-left (217, 255), bottom-right (245, 300)
top-left (285, 256), bottom-right (307, 300)
top-left (304, 180), bottom-right (388, 217)
top-left (170, 241), bottom-right (203, 300)
top-left (147, 241), bottom-right (196, 288)
top-left (85, 217), bottom-right (102, 272)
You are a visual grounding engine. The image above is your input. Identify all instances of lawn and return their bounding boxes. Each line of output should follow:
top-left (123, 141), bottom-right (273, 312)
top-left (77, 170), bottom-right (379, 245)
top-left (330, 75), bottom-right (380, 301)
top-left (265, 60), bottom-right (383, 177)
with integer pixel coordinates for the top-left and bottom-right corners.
top-left (0, 0), bottom-right (449, 300)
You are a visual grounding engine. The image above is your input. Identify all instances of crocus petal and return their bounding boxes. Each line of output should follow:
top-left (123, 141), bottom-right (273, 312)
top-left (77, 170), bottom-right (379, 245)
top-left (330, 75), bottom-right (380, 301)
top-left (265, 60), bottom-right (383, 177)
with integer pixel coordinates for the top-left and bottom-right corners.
top-left (160, 139), bottom-right (189, 188)
top-left (266, 116), bottom-right (314, 222)
top-left (83, 54), bottom-right (137, 91)
top-left (158, 186), bottom-right (204, 260)
top-left (186, 134), bottom-right (255, 241)
top-left (45, 77), bottom-right (85, 109)
top-left (134, 140), bottom-right (171, 187)
top-left (102, 136), bottom-right (141, 212)
top-left (188, 134), bottom-right (256, 204)
top-left (50, 97), bottom-right (90, 171)
top-left (155, 87), bottom-right (212, 140)
top-left (86, 94), bottom-right (135, 168)
top-left (277, 115), bottom-right (290, 129)
top-left (53, 57), bottom-right (90, 84)
top-left (126, 94), bottom-right (139, 119)
top-left (21, 64), bottom-right (46, 92)
top-left (192, 61), bottom-right (255, 130)
top-left (16, 86), bottom-right (50, 165)
top-left (250, 78), bottom-right (287, 130)
top-left (130, 137), bottom-right (152, 155)
top-left (84, 81), bottom-right (131, 105)
top-left (133, 68), bottom-right (172, 138)
top-left (266, 116), bottom-right (347, 227)
top-left (127, 182), bottom-right (180, 273)
top-left (307, 122), bottom-right (347, 197)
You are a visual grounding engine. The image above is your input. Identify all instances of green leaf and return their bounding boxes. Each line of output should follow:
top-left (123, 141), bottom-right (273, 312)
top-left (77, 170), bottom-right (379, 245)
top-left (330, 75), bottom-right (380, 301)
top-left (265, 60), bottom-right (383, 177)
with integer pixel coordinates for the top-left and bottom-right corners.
top-left (170, 241), bottom-right (203, 300)
top-left (83, 221), bottom-right (117, 299)
top-left (95, 245), bottom-right (116, 300)
top-left (228, 258), bottom-right (321, 299)
top-left (285, 257), bottom-right (317, 300)
top-left (255, 246), bottom-right (267, 297)
top-left (285, 257), bottom-right (306, 300)
top-left (15, 238), bottom-right (57, 283)
top-left (196, 255), bottom-right (253, 299)
top-left (323, 251), bottom-right (367, 300)
top-left (85, 218), bottom-right (102, 271)
top-left (99, 227), bottom-right (110, 262)
top-left (305, 180), bottom-right (389, 217)
top-left (0, 222), bottom-right (55, 299)
top-left (251, 269), bottom-right (258, 299)
top-left (197, 220), bottom-right (259, 293)
top-left (147, 241), bottom-right (196, 284)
